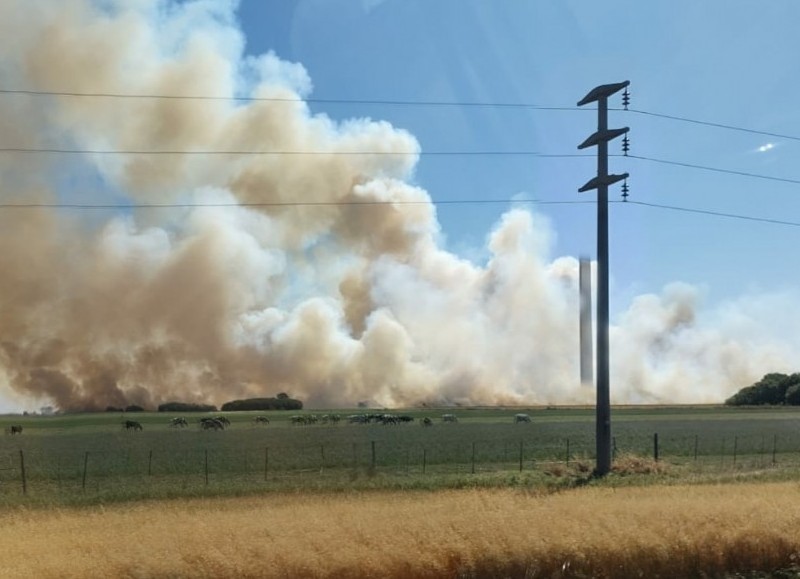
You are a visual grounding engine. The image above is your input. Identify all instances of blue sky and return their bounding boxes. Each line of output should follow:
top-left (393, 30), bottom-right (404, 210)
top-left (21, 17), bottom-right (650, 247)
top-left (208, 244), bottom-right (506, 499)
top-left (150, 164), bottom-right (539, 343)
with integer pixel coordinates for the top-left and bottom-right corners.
top-left (237, 0), bottom-right (800, 312)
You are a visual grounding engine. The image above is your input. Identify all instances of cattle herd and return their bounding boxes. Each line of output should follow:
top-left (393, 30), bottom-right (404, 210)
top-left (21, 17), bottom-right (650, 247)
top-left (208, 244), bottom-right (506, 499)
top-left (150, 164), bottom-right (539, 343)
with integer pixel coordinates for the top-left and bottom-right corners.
top-left (4, 412), bottom-right (534, 435)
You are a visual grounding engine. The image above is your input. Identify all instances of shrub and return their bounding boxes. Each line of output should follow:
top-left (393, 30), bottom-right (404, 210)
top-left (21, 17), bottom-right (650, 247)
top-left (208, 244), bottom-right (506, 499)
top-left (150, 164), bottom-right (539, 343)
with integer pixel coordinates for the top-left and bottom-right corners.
top-left (124, 405), bottom-right (145, 412)
top-left (220, 397), bottom-right (303, 412)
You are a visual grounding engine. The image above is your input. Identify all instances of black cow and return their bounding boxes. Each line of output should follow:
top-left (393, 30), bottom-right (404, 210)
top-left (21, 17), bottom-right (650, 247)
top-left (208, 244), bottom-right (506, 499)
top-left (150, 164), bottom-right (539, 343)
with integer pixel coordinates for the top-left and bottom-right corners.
top-left (201, 418), bottom-right (225, 431)
top-left (123, 420), bottom-right (143, 431)
top-left (7, 425), bottom-right (22, 435)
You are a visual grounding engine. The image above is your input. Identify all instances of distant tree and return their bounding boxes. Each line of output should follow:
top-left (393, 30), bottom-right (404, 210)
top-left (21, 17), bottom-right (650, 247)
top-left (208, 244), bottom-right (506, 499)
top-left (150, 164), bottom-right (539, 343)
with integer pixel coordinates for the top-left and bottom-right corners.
top-left (157, 402), bottom-right (218, 413)
top-left (105, 406), bottom-right (123, 412)
top-left (276, 392), bottom-right (290, 400)
top-left (125, 405), bottom-right (145, 412)
top-left (221, 397), bottom-right (303, 411)
top-left (786, 383), bottom-right (800, 405)
top-left (726, 372), bottom-right (800, 406)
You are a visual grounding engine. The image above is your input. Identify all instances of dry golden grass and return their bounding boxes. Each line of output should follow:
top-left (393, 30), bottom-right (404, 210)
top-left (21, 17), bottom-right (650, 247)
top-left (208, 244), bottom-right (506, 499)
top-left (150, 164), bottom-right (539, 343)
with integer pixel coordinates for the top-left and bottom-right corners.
top-left (3, 482), bottom-right (800, 578)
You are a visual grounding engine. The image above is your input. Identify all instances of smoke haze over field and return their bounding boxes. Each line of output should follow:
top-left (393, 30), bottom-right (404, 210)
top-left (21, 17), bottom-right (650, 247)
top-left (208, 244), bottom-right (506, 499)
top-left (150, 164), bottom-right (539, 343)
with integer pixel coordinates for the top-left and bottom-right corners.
top-left (0, 0), bottom-right (796, 412)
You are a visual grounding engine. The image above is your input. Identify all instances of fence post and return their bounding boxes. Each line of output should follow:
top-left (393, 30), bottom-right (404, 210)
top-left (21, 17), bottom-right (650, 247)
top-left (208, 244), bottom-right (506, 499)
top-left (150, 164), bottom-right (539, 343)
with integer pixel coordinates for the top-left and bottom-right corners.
top-left (773, 434), bottom-right (777, 465)
top-left (204, 449), bottom-right (209, 485)
top-left (694, 435), bottom-right (699, 461)
top-left (565, 438), bottom-right (570, 465)
top-left (371, 441), bottom-right (376, 469)
top-left (320, 444), bottom-right (325, 473)
top-left (653, 433), bottom-right (659, 462)
top-left (518, 441), bottom-right (524, 472)
top-left (733, 436), bottom-right (738, 466)
top-left (19, 450), bottom-right (26, 495)
top-left (264, 447), bottom-right (269, 481)
top-left (471, 442), bottom-right (476, 474)
top-left (612, 436), bottom-right (617, 460)
top-left (148, 450), bottom-right (153, 476)
top-left (422, 448), bottom-right (427, 474)
top-left (82, 451), bottom-right (89, 491)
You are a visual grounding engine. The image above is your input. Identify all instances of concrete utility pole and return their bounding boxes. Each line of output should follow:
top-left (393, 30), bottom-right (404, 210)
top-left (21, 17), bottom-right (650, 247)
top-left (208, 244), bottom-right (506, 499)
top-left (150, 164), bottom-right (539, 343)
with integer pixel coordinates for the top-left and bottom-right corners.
top-left (577, 81), bottom-right (630, 476)
top-left (579, 257), bottom-right (593, 387)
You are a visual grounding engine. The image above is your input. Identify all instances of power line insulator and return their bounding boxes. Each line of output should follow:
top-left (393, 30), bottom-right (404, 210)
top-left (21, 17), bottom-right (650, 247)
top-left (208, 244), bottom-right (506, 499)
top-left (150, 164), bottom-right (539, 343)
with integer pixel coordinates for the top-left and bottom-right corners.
top-left (622, 88), bottom-right (630, 110)
top-left (621, 179), bottom-right (630, 202)
top-left (622, 135), bottom-right (630, 156)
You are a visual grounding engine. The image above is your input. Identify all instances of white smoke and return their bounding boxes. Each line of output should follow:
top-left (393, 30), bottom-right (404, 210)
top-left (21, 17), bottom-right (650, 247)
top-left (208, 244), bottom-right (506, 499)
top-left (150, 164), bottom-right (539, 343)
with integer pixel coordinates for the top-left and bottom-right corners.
top-left (0, 0), bottom-right (795, 412)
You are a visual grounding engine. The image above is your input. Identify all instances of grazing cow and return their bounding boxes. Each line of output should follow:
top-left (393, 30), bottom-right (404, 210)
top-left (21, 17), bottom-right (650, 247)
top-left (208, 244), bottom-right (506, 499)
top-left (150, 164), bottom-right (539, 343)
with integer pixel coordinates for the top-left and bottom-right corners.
top-left (397, 415), bottom-right (414, 424)
top-left (199, 417), bottom-right (227, 430)
top-left (348, 414), bottom-right (369, 424)
top-left (6, 425), bottom-right (23, 435)
top-left (169, 417), bottom-right (188, 428)
top-left (329, 414), bottom-right (341, 424)
top-left (201, 418), bottom-right (225, 431)
top-left (421, 417), bottom-right (433, 427)
top-left (290, 415), bottom-right (307, 425)
top-left (514, 413), bottom-right (532, 423)
top-left (441, 414), bottom-right (458, 423)
top-left (216, 416), bottom-right (230, 427)
top-left (253, 415), bottom-right (270, 425)
top-left (123, 420), bottom-right (143, 431)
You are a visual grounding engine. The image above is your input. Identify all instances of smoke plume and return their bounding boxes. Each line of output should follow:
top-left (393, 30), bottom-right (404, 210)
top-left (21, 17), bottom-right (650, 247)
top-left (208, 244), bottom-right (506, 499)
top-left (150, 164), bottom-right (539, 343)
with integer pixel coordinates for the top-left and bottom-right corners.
top-left (0, 0), bottom-right (795, 411)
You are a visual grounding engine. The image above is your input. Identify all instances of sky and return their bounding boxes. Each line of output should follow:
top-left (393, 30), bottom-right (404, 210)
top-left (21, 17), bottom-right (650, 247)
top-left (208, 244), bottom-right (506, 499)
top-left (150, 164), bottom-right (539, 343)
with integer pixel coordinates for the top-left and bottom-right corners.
top-left (1, 0), bottom-right (800, 412)
top-left (237, 0), bottom-right (800, 304)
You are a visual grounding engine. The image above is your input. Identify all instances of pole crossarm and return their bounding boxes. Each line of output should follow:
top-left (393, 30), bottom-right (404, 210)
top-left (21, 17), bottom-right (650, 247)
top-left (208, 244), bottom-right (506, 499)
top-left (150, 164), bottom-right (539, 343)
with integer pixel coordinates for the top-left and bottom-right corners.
top-left (578, 127), bottom-right (630, 150)
top-left (578, 172), bottom-right (630, 193)
top-left (577, 81), bottom-right (630, 107)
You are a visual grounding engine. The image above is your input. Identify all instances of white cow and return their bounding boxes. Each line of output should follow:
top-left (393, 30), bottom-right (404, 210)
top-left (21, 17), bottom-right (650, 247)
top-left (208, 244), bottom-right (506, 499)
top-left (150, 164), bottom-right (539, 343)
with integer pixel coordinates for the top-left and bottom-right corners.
top-left (514, 413), bottom-right (531, 423)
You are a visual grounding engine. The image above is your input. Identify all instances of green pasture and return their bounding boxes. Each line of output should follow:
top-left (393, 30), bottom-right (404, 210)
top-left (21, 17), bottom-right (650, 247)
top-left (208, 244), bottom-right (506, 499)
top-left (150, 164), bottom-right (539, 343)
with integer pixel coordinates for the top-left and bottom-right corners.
top-left (2, 405), bottom-right (800, 505)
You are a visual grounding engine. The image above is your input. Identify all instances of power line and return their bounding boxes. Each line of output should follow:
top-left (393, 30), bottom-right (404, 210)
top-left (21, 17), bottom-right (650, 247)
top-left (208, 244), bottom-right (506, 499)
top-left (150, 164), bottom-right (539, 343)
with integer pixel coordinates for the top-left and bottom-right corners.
top-left (2, 195), bottom-right (798, 231)
top-left (5, 88), bottom-right (800, 142)
top-left (5, 87), bottom-right (800, 143)
top-left (626, 108), bottom-right (800, 143)
top-left (622, 200), bottom-right (800, 228)
top-left (0, 88), bottom-right (576, 110)
top-left (0, 147), bottom-right (547, 156)
top-left (5, 144), bottom-right (800, 188)
top-left (0, 199), bottom-right (596, 209)
top-left (626, 155), bottom-right (800, 186)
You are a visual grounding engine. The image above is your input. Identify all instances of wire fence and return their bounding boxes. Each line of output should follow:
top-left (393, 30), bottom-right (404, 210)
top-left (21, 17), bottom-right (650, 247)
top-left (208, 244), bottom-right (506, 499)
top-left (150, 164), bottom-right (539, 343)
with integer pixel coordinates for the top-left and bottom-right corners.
top-left (1, 431), bottom-right (798, 498)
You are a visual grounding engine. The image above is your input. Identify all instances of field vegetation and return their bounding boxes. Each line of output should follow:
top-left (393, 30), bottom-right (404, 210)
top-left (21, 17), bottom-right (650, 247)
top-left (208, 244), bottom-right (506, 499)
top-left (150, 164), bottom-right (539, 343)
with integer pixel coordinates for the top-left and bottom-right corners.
top-left (2, 405), bottom-right (800, 506)
top-left (4, 406), bottom-right (800, 577)
top-left (4, 482), bottom-right (800, 578)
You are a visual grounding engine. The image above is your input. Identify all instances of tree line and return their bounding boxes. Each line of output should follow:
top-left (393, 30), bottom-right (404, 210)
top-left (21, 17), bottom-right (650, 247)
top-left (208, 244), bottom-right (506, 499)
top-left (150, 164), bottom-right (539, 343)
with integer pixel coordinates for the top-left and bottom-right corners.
top-left (726, 373), bottom-right (800, 406)
top-left (103, 393), bottom-right (303, 413)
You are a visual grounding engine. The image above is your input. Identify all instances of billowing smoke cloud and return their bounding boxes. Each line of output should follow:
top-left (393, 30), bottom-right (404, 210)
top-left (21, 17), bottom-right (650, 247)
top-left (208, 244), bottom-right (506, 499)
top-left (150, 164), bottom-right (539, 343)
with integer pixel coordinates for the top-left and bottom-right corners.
top-left (0, 0), bottom-right (795, 411)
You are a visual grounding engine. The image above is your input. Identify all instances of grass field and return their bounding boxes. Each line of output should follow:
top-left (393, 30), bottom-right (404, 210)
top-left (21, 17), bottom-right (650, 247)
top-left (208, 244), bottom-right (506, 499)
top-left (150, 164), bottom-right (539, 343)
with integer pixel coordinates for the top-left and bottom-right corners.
top-left (2, 405), bottom-right (800, 506)
top-left (4, 482), bottom-right (800, 578)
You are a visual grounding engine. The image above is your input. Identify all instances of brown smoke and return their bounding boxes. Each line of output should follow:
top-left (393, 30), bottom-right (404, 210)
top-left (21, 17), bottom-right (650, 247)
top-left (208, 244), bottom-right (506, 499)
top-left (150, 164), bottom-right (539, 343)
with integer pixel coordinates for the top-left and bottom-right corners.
top-left (0, 1), bottom-right (796, 412)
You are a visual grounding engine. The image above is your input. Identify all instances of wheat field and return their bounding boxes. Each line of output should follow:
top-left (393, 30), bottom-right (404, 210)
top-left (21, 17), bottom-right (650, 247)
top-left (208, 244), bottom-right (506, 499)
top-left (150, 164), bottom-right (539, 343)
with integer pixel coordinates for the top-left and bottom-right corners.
top-left (3, 482), bottom-right (800, 578)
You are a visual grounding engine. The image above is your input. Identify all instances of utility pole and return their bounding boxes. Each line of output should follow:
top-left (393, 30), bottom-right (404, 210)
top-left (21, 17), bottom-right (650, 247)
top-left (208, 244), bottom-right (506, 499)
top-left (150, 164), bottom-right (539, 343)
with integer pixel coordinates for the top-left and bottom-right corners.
top-left (579, 256), bottom-right (593, 387)
top-left (577, 81), bottom-right (630, 476)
